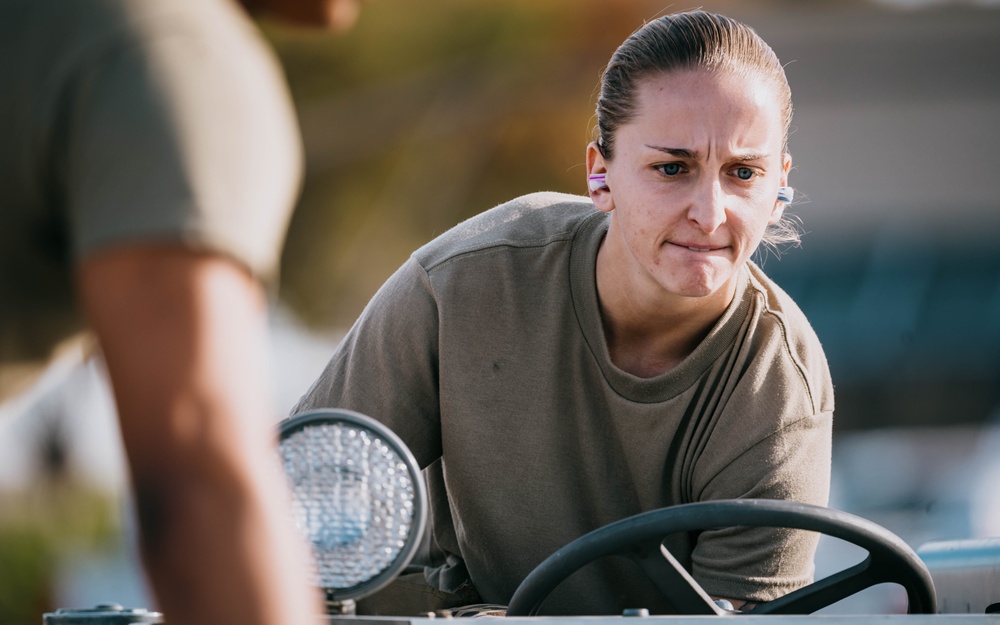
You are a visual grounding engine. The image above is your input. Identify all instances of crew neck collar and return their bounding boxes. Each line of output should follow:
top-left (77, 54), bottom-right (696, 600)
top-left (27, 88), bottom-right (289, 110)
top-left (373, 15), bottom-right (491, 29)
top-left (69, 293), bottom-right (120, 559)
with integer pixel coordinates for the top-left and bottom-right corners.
top-left (569, 213), bottom-right (752, 403)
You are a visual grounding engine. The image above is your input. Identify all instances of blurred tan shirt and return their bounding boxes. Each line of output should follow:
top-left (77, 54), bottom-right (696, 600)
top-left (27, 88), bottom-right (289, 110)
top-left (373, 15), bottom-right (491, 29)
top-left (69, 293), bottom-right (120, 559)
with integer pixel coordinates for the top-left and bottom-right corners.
top-left (0, 0), bottom-right (302, 402)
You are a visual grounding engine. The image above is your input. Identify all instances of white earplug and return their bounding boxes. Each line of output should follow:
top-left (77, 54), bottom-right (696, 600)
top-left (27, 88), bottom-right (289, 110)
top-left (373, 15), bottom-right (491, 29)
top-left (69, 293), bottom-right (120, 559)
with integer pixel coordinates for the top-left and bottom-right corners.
top-left (777, 186), bottom-right (794, 203)
top-left (588, 174), bottom-right (608, 192)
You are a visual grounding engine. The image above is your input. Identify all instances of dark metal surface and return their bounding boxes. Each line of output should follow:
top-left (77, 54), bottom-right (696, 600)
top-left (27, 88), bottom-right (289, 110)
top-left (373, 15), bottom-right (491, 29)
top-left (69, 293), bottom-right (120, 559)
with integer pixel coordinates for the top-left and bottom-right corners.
top-left (43, 604), bottom-right (163, 625)
top-left (327, 616), bottom-right (1000, 624)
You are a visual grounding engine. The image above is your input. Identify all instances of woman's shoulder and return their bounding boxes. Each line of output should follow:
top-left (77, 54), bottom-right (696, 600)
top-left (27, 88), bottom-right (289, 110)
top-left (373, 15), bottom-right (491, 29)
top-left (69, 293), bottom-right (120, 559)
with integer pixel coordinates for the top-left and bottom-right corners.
top-left (744, 261), bottom-right (834, 413)
top-left (744, 262), bottom-right (818, 338)
top-left (413, 191), bottom-right (602, 270)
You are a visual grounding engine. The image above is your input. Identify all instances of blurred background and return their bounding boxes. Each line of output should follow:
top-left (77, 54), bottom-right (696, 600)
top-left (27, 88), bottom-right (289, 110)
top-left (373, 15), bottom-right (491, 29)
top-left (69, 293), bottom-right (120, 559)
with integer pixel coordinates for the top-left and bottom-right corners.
top-left (2, 0), bottom-right (999, 621)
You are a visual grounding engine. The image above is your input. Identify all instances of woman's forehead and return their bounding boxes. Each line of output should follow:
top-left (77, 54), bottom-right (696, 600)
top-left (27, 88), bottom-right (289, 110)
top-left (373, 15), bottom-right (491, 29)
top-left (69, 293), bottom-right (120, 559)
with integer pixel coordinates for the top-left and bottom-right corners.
top-left (624, 69), bottom-right (786, 155)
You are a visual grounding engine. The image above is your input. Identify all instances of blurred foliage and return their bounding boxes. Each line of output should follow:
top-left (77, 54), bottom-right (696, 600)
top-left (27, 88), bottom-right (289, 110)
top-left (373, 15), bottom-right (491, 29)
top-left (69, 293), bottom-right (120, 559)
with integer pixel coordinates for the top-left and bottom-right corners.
top-left (263, 0), bottom-right (672, 329)
top-left (0, 483), bottom-right (117, 625)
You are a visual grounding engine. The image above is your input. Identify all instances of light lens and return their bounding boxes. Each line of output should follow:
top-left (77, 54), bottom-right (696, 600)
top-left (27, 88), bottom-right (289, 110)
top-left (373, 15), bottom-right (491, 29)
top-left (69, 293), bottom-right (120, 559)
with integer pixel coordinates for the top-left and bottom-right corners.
top-left (279, 413), bottom-right (422, 596)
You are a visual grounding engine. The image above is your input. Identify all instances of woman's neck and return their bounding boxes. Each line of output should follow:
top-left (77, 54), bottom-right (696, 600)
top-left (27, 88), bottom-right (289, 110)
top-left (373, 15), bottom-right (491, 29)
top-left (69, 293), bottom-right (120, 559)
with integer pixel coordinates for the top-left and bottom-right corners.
top-left (595, 240), bottom-right (738, 378)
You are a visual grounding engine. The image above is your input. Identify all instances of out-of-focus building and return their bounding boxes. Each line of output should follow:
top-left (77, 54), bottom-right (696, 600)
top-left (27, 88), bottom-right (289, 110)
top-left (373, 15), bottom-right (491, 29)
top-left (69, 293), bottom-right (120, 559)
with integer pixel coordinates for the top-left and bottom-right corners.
top-left (751, 4), bottom-right (1000, 431)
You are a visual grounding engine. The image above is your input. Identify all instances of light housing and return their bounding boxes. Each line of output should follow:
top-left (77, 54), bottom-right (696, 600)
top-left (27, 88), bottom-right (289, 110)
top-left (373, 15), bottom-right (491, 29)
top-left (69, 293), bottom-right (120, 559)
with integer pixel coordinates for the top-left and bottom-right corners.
top-left (278, 408), bottom-right (427, 607)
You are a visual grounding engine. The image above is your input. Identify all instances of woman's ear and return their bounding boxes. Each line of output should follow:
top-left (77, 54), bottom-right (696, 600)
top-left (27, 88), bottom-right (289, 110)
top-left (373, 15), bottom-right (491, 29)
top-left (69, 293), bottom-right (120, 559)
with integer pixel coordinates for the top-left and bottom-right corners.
top-left (586, 142), bottom-right (614, 213)
top-left (770, 153), bottom-right (793, 224)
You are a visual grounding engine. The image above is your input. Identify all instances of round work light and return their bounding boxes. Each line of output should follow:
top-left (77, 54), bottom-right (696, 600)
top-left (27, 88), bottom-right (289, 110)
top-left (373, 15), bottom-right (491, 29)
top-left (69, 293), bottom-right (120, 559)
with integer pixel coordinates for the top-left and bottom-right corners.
top-left (278, 408), bottom-right (427, 612)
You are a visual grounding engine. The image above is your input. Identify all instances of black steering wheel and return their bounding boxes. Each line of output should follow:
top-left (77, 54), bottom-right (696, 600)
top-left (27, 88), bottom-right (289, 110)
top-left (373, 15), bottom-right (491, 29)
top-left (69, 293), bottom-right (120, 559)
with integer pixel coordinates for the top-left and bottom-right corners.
top-left (506, 499), bottom-right (936, 616)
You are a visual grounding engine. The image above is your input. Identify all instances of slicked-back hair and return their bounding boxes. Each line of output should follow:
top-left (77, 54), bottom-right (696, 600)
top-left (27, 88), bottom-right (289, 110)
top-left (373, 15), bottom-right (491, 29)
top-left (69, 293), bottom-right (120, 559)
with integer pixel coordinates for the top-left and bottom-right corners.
top-left (595, 10), bottom-right (792, 159)
top-left (595, 10), bottom-right (799, 250)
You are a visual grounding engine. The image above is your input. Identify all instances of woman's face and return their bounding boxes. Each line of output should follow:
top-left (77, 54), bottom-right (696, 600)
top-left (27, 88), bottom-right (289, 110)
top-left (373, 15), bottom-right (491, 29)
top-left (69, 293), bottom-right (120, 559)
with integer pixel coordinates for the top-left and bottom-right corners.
top-left (589, 69), bottom-right (790, 306)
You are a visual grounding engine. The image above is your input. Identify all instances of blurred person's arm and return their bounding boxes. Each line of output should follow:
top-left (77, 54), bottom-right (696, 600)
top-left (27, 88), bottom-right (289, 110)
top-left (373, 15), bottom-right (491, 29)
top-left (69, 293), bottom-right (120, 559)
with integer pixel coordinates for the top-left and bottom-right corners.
top-left (77, 245), bottom-right (323, 625)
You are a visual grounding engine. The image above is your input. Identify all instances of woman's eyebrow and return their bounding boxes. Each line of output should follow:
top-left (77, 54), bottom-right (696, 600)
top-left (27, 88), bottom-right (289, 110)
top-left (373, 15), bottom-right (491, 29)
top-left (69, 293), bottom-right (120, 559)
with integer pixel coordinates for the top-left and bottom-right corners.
top-left (733, 152), bottom-right (772, 162)
top-left (646, 145), bottom-right (697, 158)
top-left (644, 145), bottom-right (772, 162)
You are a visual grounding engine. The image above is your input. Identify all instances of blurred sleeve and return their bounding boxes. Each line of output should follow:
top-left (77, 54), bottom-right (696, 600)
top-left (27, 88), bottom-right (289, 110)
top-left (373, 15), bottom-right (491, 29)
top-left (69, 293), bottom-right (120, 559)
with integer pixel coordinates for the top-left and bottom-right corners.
top-left (61, 0), bottom-right (302, 282)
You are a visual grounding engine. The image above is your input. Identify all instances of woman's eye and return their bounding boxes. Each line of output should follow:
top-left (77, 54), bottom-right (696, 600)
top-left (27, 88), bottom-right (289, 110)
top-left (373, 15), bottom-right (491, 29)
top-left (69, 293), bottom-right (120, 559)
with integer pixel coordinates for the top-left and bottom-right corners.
top-left (658, 163), bottom-right (682, 176)
top-left (735, 166), bottom-right (755, 180)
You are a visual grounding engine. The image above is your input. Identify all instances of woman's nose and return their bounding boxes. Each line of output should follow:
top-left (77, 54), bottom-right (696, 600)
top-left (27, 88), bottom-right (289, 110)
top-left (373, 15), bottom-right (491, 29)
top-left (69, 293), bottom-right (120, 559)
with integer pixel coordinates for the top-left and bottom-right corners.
top-left (686, 178), bottom-right (727, 233)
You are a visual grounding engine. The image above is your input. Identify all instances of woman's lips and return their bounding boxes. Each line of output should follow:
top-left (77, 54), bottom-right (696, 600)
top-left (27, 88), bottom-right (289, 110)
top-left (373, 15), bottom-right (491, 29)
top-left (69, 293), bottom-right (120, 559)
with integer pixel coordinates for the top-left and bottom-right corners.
top-left (668, 241), bottom-right (726, 252)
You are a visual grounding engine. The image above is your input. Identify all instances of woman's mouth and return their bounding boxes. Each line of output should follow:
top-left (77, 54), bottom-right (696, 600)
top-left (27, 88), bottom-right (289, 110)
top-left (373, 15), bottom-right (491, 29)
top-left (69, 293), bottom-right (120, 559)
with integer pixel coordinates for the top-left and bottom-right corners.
top-left (668, 241), bottom-right (724, 252)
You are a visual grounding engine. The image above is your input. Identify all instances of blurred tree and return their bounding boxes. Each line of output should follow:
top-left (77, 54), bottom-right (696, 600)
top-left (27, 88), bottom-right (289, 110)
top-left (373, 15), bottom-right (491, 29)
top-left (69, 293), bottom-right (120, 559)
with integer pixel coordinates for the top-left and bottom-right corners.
top-left (0, 479), bottom-right (116, 624)
top-left (264, 0), bottom-right (655, 328)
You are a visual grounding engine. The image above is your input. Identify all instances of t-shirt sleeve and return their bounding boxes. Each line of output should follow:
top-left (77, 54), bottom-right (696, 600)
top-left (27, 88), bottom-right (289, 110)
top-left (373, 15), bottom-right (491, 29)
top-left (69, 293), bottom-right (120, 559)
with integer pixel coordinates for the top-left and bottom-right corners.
top-left (691, 408), bottom-right (833, 602)
top-left (292, 258), bottom-right (444, 467)
top-left (673, 282), bottom-right (835, 604)
top-left (61, 2), bottom-right (302, 282)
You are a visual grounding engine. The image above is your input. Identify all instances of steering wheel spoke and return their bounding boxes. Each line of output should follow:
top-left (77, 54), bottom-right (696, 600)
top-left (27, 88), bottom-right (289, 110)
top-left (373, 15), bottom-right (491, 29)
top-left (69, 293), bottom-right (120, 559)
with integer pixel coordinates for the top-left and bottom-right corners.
top-left (628, 540), bottom-right (724, 615)
top-left (749, 557), bottom-right (877, 614)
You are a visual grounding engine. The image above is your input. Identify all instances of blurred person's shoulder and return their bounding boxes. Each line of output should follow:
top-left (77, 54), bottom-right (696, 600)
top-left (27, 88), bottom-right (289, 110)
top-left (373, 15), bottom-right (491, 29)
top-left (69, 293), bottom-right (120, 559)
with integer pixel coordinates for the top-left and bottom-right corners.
top-left (16, 0), bottom-right (298, 283)
top-left (1, 0), bottom-right (256, 53)
top-left (0, 0), bottom-right (271, 138)
top-left (414, 192), bottom-right (603, 270)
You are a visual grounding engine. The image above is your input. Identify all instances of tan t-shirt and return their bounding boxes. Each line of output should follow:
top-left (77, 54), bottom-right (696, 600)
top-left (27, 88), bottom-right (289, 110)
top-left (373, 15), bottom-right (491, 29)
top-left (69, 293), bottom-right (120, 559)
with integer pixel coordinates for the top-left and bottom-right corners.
top-left (295, 192), bottom-right (834, 614)
top-left (0, 0), bottom-right (302, 402)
